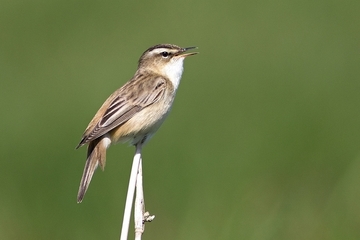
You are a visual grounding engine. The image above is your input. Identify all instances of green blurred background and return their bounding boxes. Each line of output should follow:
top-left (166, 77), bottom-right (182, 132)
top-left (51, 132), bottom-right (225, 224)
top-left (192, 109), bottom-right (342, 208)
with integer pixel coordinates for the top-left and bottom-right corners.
top-left (1, 0), bottom-right (359, 239)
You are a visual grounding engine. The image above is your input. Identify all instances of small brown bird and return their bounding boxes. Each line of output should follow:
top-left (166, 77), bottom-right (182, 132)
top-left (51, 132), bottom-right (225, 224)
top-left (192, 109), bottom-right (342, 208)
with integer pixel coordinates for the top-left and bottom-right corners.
top-left (76, 44), bottom-right (197, 202)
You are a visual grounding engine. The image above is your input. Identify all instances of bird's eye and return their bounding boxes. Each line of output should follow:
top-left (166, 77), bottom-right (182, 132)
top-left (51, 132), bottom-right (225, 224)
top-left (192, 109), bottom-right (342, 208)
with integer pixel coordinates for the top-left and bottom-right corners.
top-left (161, 51), bottom-right (170, 58)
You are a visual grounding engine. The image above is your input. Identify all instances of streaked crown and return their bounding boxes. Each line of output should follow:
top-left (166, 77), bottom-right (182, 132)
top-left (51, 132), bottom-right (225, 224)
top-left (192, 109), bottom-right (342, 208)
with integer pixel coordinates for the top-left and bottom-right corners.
top-left (138, 44), bottom-right (197, 68)
top-left (136, 44), bottom-right (197, 89)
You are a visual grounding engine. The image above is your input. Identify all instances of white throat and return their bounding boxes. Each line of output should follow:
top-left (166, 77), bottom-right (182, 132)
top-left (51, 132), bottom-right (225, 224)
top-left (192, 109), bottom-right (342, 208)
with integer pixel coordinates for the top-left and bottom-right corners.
top-left (162, 57), bottom-right (185, 90)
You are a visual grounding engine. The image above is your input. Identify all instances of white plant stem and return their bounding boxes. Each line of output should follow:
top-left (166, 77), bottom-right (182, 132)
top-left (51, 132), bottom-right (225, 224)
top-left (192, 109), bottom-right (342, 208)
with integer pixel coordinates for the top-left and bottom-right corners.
top-left (120, 144), bottom-right (142, 240)
top-left (134, 159), bottom-right (144, 240)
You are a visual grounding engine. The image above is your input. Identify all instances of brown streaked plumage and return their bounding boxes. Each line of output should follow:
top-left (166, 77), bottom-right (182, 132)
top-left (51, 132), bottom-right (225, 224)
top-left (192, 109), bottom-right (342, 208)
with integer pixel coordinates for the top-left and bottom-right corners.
top-left (76, 44), bottom-right (197, 202)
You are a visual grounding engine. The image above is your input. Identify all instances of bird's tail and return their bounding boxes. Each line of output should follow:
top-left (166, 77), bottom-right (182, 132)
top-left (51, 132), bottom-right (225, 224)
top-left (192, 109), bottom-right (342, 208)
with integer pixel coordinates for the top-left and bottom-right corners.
top-left (77, 137), bottom-right (109, 203)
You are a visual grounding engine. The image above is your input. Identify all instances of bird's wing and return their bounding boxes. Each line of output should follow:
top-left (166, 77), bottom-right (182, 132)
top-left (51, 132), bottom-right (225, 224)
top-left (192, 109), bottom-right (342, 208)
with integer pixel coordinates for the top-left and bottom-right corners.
top-left (76, 75), bottom-right (167, 148)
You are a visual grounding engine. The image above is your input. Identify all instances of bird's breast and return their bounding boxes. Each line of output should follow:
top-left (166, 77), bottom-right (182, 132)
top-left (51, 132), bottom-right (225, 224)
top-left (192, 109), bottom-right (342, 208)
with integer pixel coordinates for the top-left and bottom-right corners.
top-left (110, 93), bottom-right (175, 145)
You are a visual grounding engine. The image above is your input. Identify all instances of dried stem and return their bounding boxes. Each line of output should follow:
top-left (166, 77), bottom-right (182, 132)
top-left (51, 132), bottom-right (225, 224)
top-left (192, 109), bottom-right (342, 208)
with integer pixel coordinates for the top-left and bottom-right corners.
top-left (134, 159), bottom-right (144, 240)
top-left (119, 143), bottom-right (154, 240)
top-left (119, 144), bottom-right (142, 240)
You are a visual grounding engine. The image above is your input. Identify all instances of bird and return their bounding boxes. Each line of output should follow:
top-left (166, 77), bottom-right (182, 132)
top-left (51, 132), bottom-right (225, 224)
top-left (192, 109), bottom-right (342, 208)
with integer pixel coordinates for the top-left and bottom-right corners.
top-left (76, 44), bottom-right (198, 203)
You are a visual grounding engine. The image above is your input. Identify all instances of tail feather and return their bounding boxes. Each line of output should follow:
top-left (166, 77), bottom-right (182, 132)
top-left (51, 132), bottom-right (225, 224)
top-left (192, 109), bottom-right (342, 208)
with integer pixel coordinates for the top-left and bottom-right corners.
top-left (77, 138), bottom-right (108, 203)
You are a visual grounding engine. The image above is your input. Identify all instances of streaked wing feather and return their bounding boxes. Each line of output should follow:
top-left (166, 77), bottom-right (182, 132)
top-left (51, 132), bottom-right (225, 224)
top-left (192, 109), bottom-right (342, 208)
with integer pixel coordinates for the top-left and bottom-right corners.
top-left (78, 76), bottom-right (167, 145)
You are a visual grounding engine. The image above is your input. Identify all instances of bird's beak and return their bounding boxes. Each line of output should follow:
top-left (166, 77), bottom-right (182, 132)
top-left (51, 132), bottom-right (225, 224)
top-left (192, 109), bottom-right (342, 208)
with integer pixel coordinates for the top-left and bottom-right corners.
top-left (178, 46), bottom-right (198, 57)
